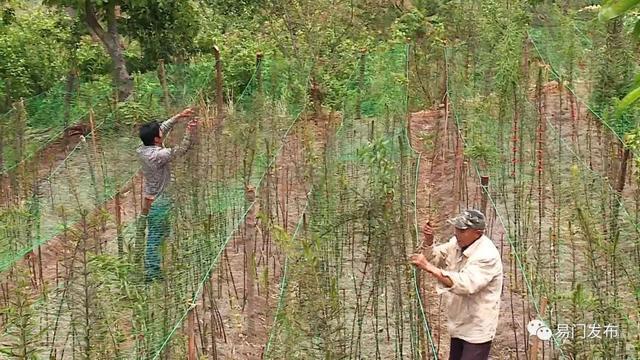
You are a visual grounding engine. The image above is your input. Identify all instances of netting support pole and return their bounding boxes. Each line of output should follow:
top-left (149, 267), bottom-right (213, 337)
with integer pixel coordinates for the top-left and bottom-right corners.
top-left (480, 176), bottom-right (489, 214)
top-left (311, 79), bottom-right (322, 119)
top-left (356, 49), bottom-right (366, 120)
top-left (256, 53), bottom-right (264, 95)
top-left (88, 110), bottom-right (99, 169)
top-left (187, 308), bottom-right (197, 360)
top-left (244, 185), bottom-right (257, 341)
top-left (115, 191), bottom-right (123, 257)
top-left (158, 59), bottom-right (171, 114)
top-left (63, 67), bottom-right (78, 150)
top-left (528, 297), bottom-right (547, 360)
top-left (88, 110), bottom-right (105, 232)
top-left (442, 46), bottom-right (449, 156)
top-left (405, 44), bottom-right (412, 144)
top-left (15, 99), bottom-right (27, 200)
top-left (213, 46), bottom-right (224, 120)
top-left (0, 113), bottom-right (5, 198)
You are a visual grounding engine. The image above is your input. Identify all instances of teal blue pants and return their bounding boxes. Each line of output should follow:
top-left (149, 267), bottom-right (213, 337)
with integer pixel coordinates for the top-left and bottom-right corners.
top-left (144, 195), bottom-right (172, 281)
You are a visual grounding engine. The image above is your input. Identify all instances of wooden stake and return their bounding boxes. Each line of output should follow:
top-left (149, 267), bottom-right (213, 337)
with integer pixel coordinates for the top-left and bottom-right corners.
top-left (88, 110), bottom-right (100, 167)
top-left (406, 44), bottom-right (412, 142)
top-left (63, 67), bottom-right (78, 150)
top-left (256, 53), bottom-right (264, 95)
top-left (187, 308), bottom-right (197, 360)
top-left (529, 297), bottom-right (548, 360)
top-left (87, 109), bottom-right (106, 231)
top-left (0, 111), bottom-right (5, 175)
top-left (115, 191), bottom-right (123, 257)
top-left (480, 176), bottom-right (489, 213)
top-left (213, 46), bottom-right (224, 119)
top-left (356, 49), bottom-right (366, 120)
top-left (443, 56), bottom-right (450, 159)
top-left (158, 59), bottom-right (170, 113)
top-left (244, 185), bottom-right (257, 340)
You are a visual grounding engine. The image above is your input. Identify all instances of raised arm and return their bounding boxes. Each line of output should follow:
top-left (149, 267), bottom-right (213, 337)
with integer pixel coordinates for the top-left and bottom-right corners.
top-left (416, 222), bottom-right (453, 267)
top-left (160, 108), bottom-right (195, 133)
top-left (155, 119), bottom-right (198, 164)
top-left (422, 238), bottom-right (455, 268)
top-left (409, 222), bottom-right (455, 272)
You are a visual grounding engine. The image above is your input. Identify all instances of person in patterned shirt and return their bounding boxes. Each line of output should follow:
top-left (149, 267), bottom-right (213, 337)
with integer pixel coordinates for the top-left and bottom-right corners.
top-left (137, 108), bottom-right (197, 282)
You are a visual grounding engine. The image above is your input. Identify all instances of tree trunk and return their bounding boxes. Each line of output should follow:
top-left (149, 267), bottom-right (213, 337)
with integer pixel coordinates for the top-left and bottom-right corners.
top-left (84, 0), bottom-right (133, 101)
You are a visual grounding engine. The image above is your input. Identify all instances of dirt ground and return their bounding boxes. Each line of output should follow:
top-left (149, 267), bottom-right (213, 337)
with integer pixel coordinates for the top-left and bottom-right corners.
top-left (409, 107), bottom-right (533, 360)
top-left (188, 117), bottom-right (328, 359)
top-left (197, 104), bottom-right (537, 360)
top-left (9, 107), bottom-right (535, 359)
top-left (2, 75), bottom-right (635, 359)
top-left (406, 79), bottom-right (640, 360)
top-left (0, 128), bottom-right (142, 302)
top-left (0, 124), bottom-right (88, 205)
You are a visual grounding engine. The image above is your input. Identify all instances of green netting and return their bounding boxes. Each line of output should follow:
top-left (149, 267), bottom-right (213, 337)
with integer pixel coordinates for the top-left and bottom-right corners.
top-left (0, 44), bottom-right (457, 360)
top-left (0, 80), bottom-right (111, 175)
top-left (0, 133), bottom-right (139, 271)
top-left (0, 54), bottom-right (316, 359)
top-left (0, 59), bottom-right (222, 272)
top-left (264, 46), bottom-right (438, 360)
top-left (445, 8), bottom-right (640, 356)
top-left (528, 4), bottom-right (637, 142)
top-left (1, 8), bottom-right (637, 357)
top-left (0, 58), bottom-right (220, 176)
top-left (139, 56), bottom-right (311, 359)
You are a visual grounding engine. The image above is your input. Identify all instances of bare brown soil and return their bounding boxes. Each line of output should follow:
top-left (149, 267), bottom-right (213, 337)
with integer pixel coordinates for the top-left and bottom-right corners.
top-left (187, 117), bottom-right (330, 359)
top-left (0, 124), bottom-right (89, 205)
top-left (3, 76), bottom-right (634, 359)
top-left (0, 127), bottom-right (141, 298)
top-left (409, 107), bottom-right (530, 360)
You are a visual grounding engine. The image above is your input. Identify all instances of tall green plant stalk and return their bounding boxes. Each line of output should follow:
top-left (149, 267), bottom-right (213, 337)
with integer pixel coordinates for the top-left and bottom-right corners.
top-left (0, 272), bottom-right (44, 359)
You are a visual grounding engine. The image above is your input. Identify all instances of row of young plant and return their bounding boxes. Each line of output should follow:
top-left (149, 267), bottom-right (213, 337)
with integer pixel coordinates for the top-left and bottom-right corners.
top-left (0, 53), bottom-right (229, 276)
top-left (442, 1), bottom-right (638, 358)
top-left (0, 57), bottom-right (220, 177)
top-left (0, 55), bottom-right (309, 359)
top-left (531, 4), bottom-right (639, 357)
top-left (263, 46), bottom-right (438, 360)
top-left (145, 56), bottom-right (313, 359)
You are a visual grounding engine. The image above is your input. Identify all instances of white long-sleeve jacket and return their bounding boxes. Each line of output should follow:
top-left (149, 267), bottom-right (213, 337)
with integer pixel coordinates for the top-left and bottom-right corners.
top-left (424, 234), bottom-right (503, 343)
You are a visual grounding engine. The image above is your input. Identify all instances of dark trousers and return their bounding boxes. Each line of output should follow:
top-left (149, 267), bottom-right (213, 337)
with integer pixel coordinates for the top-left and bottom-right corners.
top-left (449, 337), bottom-right (492, 360)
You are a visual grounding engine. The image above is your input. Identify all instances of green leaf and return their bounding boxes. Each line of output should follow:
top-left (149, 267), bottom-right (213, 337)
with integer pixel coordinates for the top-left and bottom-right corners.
top-left (599, 0), bottom-right (640, 21)
top-left (616, 84), bottom-right (640, 112)
top-left (633, 18), bottom-right (640, 38)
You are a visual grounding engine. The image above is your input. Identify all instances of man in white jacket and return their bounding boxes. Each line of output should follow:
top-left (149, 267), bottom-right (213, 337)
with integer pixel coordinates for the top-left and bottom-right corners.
top-left (410, 209), bottom-right (503, 360)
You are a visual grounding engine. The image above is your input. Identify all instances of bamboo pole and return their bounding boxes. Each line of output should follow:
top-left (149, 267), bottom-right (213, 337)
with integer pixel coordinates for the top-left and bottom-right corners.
top-left (88, 110), bottom-right (99, 167)
top-left (480, 176), bottom-right (489, 214)
top-left (356, 49), bottom-right (366, 120)
top-left (244, 185), bottom-right (257, 340)
top-left (256, 53), bottom-right (264, 96)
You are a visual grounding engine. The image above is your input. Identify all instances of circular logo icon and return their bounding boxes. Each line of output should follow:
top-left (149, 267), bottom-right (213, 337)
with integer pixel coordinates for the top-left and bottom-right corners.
top-left (536, 326), bottom-right (552, 341)
top-left (527, 319), bottom-right (552, 341)
top-left (527, 319), bottom-right (545, 335)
